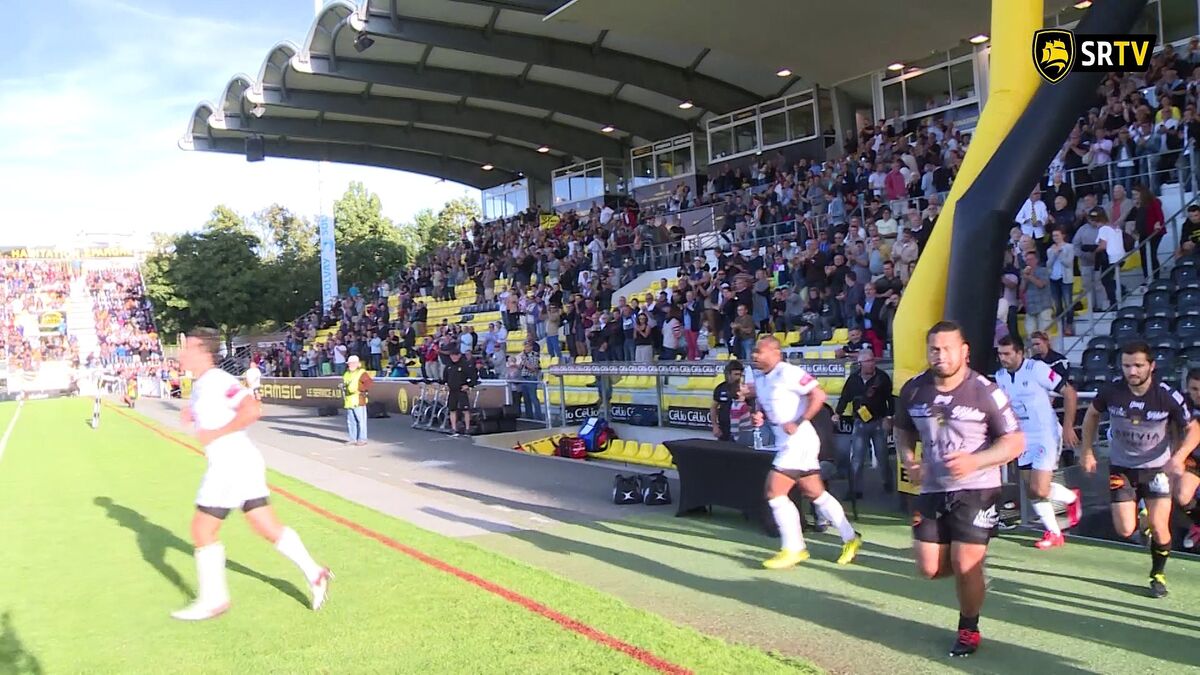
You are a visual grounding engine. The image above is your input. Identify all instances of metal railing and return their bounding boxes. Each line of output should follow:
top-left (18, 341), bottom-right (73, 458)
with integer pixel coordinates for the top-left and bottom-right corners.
top-left (1065, 144), bottom-right (1200, 199)
top-left (1051, 197), bottom-right (1195, 357)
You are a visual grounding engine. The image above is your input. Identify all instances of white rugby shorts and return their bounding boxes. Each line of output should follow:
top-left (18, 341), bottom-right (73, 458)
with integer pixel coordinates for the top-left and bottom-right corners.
top-left (1018, 436), bottom-right (1061, 472)
top-left (195, 445), bottom-right (269, 509)
top-left (771, 420), bottom-right (822, 473)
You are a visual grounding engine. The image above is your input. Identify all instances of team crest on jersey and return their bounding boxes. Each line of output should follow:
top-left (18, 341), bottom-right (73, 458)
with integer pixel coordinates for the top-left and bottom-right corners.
top-left (1109, 473), bottom-right (1127, 491)
top-left (972, 506), bottom-right (999, 529)
top-left (1146, 410), bottom-right (1169, 421)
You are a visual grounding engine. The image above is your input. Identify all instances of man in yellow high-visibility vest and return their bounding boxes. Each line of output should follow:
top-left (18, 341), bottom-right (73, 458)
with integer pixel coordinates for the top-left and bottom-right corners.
top-left (342, 355), bottom-right (373, 446)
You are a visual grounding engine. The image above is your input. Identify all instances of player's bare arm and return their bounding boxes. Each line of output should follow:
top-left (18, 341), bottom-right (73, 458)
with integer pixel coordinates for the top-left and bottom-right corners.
top-left (1169, 419), bottom-right (1200, 477)
top-left (1080, 405), bottom-right (1102, 473)
top-left (196, 395), bottom-right (260, 446)
top-left (1060, 382), bottom-right (1079, 449)
top-left (894, 425), bottom-right (921, 486)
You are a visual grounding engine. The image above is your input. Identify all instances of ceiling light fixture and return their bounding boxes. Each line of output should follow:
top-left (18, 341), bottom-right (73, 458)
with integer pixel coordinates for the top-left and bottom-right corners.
top-left (601, 124), bottom-right (615, 133)
top-left (887, 62), bottom-right (904, 71)
top-left (678, 100), bottom-right (694, 110)
top-left (536, 145), bottom-right (550, 153)
top-left (481, 163), bottom-right (494, 171)
top-left (1073, 1), bottom-right (1092, 9)
top-left (969, 34), bottom-right (989, 44)
top-left (776, 68), bottom-right (792, 77)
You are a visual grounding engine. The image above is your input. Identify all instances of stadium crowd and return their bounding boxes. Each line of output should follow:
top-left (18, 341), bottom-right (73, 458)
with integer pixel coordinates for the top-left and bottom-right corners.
top-left (88, 268), bottom-right (162, 366)
top-left (0, 260), bottom-right (77, 370)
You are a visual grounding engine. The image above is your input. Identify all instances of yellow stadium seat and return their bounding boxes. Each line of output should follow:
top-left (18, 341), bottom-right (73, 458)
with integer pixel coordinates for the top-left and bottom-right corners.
top-left (636, 443), bottom-right (654, 460)
top-left (716, 352), bottom-right (731, 361)
top-left (825, 378), bottom-right (844, 396)
top-left (611, 393), bottom-right (633, 404)
top-left (784, 331), bottom-right (800, 345)
top-left (826, 328), bottom-right (849, 344)
top-left (651, 444), bottom-right (673, 466)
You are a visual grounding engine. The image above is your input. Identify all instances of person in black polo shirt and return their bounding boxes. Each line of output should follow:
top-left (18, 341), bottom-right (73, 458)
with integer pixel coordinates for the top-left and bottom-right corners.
top-left (441, 345), bottom-right (479, 437)
top-left (834, 350), bottom-right (895, 495)
top-left (711, 360), bottom-right (749, 444)
top-left (836, 327), bottom-right (871, 359)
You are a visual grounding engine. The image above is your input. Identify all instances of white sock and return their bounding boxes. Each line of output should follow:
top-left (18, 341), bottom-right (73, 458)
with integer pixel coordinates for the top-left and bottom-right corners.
top-left (195, 543), bottom-right (229, 606)
top-left (1033, 500), bottom-right (1061, 535)
top-left (276, 527), bottom-right (322, 583)
top-left (1048, 483), bottom-right (1077, 504)
top-left (813, 491), bottom-right (857, 543)
top-left (768, 495), bottom-right (806, 552)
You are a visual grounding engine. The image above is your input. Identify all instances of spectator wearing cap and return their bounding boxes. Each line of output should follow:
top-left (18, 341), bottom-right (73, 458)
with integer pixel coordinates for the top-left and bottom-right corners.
top-left (833, 350), bottom-right (894, 496)
top-left (1092, 206), bottom-right (1126, 310)
top-left (342, 355), bottom-right (372, 446)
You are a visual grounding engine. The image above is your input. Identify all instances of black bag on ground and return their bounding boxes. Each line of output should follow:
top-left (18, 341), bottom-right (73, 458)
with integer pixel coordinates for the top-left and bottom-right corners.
top-left (367, 401), bottom-right (389, 418)
top-left (612, 474), bottom-right (642, 505)
top-left (317, 405), bottom-right (340, 417)
top-left (639, 472), bottom-right (672, 505)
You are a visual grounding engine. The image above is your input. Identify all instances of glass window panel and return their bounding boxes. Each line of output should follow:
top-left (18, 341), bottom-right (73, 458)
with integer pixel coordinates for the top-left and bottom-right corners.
top-left (904, 66), bottom-right (952, 113)
top-left (673, 146), bottom-right (693, 175)
top-left (818, 88), bottom-right (833, 135)
top-left (710, 128), bottom-right (733, 160)
top-left (569, 175), bottom-right (587, 202)
top-left (733, 120), bottom-right (757, 155)
top-left (911, 51), bottom-right (948, 70)
top-left (761, 112), bottom-right (788, 147)
top-left (760, 99), bottom-right (785, 113)
top-left (882, 81), bottom-right (905, 119)
top-left (948, 59), bottom-right (977, 102)
top-left (1161, 0), bottom-right (1197, 43)
top-left (787, 103), bottom-right (815, 140)
top-left (1132, 1), bottom-right (1160, 38)
top-left (632, 154), bottom-right (654, 186)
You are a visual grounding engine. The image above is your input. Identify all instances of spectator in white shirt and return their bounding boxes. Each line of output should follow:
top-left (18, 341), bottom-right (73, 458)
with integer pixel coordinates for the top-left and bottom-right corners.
top-left (332, 342), bottom-right (348, 375)
top-left (1092, 207), bottom-right (1125, 310)
top-left (368, 332), bottom-right (383, 371)
top-left (1017, 188), bottom-right (1049, 241)
top-left (599, 204), bottom-right (615, 226)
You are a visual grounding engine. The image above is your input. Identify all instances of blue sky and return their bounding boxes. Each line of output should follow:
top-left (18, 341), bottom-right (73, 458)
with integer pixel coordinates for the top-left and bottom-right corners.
top-left (0, 0), bottom-right (474, 247)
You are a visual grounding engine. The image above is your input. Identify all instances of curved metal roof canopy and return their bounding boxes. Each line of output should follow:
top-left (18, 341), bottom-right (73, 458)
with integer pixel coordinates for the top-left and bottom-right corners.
top-left (181, 0), bottom-right (806, 188)
top-left (182, 0), bottom-right (1034, 188)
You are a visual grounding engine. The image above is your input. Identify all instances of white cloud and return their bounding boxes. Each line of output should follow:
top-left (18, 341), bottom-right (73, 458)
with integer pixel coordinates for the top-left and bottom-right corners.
top-left (0, 0), bottom-right (479, 247)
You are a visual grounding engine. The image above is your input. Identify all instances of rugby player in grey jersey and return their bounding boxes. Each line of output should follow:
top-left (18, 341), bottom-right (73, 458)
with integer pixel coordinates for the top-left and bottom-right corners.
top-left (894, 321), bottom-right (1024, 658)
top-left (1081, 342), bottom-right (1200, 598)
top-left (1178, 369), bottom-right (1200, 549)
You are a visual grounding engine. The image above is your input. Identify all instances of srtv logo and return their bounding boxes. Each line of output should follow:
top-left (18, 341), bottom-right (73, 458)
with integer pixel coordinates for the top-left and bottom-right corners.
top-left (1032, 29), bottom-right (1155, 84)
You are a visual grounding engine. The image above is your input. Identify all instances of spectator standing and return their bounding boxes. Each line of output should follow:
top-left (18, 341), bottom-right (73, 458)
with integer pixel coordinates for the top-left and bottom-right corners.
top-left (1021, 250), bottom-right (1054, 336)
top-left (834, 351), bottom-right (895, 496)
top-left (1093, 207), bottom-right (1126, 310)
top-left (1046, 228), bottom-right (1076, 336)
top-left (341, 355), bottom-right (372, 446)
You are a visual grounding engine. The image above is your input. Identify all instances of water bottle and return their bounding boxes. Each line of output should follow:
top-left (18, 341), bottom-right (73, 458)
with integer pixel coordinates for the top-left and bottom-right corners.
top-left (753, 426), bottom-right (764, 450)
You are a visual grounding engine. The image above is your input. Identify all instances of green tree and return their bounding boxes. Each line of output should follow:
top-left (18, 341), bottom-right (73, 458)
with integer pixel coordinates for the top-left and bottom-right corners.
top-left (252, 204), bottom-right (317, 261)
top-left (203, 204), bottom-right (250, 235)
top-left (331, 182), bottom-right (408, 287)
top-left (142, 224), bottom-right (265, 351)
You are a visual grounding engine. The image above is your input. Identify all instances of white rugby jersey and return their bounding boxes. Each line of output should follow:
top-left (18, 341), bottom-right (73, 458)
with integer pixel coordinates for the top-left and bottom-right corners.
top-left (994, 358), bottom-right (1064, 440)
top-left (754, 361), bottom-right (819, 432)
top-left (191, 367), bottom-right (254, 455)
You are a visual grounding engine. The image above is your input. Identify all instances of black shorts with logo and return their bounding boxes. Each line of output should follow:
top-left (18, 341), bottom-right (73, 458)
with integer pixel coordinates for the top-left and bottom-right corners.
top-left (447, 389), bottom-right (471, 412)
top-left (912, 488), bottom-right (1001, 545)
top-left (1108, 465), bottom-right (1171, 502)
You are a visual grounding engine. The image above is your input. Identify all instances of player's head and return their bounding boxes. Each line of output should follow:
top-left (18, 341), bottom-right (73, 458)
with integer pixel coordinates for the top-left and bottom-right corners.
top-left (926, 320), bottom-right (969, 380)
top-left (180, 327), bottom-right (221, 372)
top-left (1029, 331), bottom-right (1051, 357)
top-left (996, 335), bottom-right (1025, 372)
top-left (1119, 341), bottom-right (1155, 388)
top-left (752, 335), bottom-right (783, 372)
top-left (724, 359), bottom-right (745, 386)
top-left (1186, 367), bottom-right (1200, 406)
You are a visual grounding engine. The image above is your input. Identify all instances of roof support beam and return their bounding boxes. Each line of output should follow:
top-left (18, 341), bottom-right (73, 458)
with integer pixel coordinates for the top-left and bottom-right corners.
top-left (592, 29), bottom-right (608, 56)
top-left (359, 14), bottom-right (760, 113)
top-left (216, 116), bottom-right (564, 176)
top-left (189, 136), bottom-right (517, 188)
top-left (484, 7), bottom-right (500, 38)
top-left (416, 44), bottom-right (434, 74)
top-left (299, 55), bottom-right (689, 140)
top-left (685, 48), bottom-right (709, 76)
top-left (253, 87), bottom-right (624, 159)
top-left (775, 75), bottom-right (801, 99)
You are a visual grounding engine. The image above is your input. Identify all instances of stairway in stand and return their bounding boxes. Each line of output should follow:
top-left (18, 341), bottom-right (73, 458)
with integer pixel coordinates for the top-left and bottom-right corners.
top-left (67, 275), bottom-right (99, 363)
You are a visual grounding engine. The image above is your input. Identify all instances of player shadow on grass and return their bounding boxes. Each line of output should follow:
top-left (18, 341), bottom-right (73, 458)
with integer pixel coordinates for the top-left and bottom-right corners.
top-left (504, 528), bottom-right (1095, 674)
top-left (92, 497), bottom-right (309, 608)
top-left (0, 612), bottom-right (43, 675)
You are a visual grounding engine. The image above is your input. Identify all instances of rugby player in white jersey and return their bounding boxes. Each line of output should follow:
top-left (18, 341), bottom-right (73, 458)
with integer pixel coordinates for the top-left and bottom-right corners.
top-left (172, 328), bottom-right (332, 621)
top-left (994, 335), bottom-right (1081, 549)
top-left (750, 335), bottom-right (862, 569)
top-left (243, 357), bottom-right (262, 401)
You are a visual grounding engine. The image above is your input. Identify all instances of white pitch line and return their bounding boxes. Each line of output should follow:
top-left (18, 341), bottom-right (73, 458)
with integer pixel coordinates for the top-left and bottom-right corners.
top-left (377, 471), bottom-right (391, 477)
top-left (0, 400), bottom-right (24, 464)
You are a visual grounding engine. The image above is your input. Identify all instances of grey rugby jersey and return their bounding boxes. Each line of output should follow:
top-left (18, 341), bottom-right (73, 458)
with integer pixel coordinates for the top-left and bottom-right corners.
top-left (895, 369), bottom-right (1021, 493)
top-left (1092, 381), bottom-right (1191, 469)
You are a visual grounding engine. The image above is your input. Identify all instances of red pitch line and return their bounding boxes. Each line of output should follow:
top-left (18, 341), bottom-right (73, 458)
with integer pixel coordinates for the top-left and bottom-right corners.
top-left (110, 405), bottom-right (693, 675)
